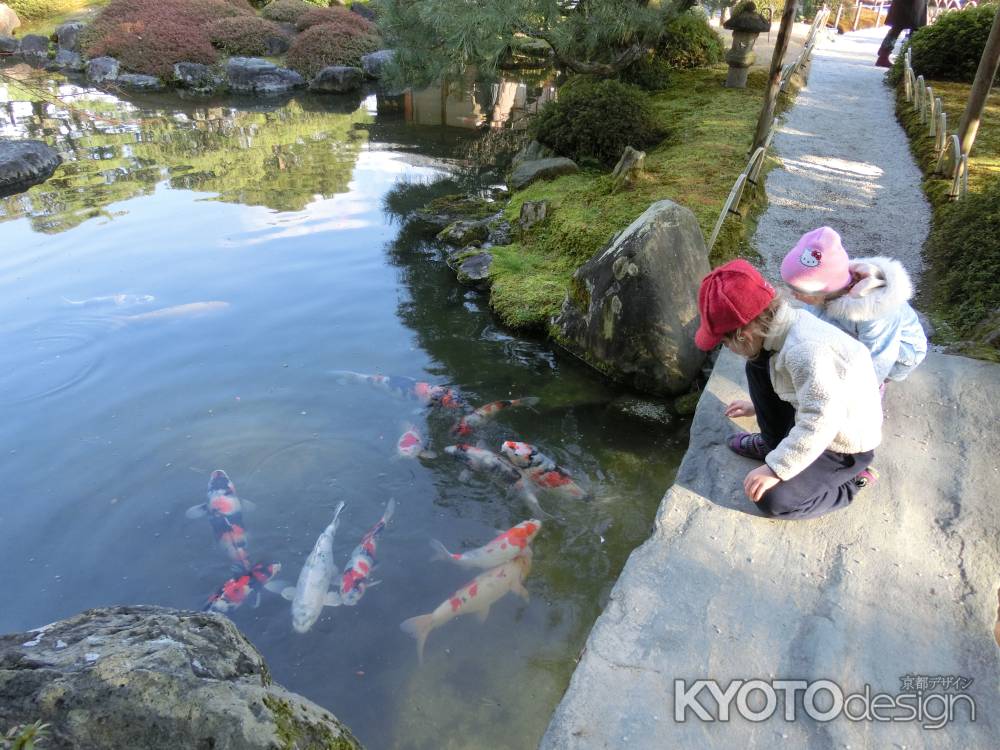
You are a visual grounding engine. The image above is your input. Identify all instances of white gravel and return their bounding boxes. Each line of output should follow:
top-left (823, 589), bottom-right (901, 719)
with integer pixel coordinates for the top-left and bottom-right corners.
top-left (752, 27), bottom-right (930, 282)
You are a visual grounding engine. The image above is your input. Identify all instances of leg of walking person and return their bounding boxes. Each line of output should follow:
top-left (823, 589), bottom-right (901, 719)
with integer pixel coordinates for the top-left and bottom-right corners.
top-left (877, 26), bottom-right (901, 67)
top-left (758, 449), bottom-right (875, 520)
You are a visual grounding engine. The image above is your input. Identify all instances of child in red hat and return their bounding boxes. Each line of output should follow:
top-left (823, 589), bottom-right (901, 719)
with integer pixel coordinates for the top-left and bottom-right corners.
top-left (695, 260), bottom-right (883, 519)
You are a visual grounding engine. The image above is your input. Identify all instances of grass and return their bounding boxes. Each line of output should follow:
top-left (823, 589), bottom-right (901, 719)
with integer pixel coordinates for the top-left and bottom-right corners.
top-left (485, 66), bottom-right (777, 332)
top-left (12, 0), bottom-right (107, 36)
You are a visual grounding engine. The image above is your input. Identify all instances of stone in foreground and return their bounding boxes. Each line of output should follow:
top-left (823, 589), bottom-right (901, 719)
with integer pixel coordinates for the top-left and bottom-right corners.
top-left (0, 139), bottom-right (61, 198)
top-left (55, 21), bottom-right (84, 52)
top-left (174, 62), bottom-right (225, 94)
top-left (361, 49), bottom-right (394, 79)
top-left (552, 199), bottom-right (708, 395)
top-left (0, 605), bottom-right (362, 750)
top-left (0, 3), bottom-right (19, 36)
top-left (116, 73), bottom-right (164, 92)
top-left (226, 57), bottom-right (305, 95)
top-left (310, 65), bottom-right (364, 93)
top-left (509, 156), bottom-right (578, 191)
top-left (86, 56), bottom-right (120, 83)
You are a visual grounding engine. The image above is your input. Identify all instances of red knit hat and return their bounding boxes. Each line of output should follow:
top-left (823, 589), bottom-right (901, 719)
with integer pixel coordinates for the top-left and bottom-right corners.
top-left (694, 259), bottom-right (775, 351)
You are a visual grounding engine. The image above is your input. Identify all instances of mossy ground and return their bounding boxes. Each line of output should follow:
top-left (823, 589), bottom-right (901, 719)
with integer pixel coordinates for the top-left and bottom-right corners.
top-left (894, 77), bottom-right (1000, 353)
top-left (487, 66), bottom-right (777, 332)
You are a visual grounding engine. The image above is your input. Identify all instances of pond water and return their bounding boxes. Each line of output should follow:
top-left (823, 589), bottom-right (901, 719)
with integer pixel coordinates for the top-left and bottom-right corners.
top-left (0, 69), bottom-right (688, 749)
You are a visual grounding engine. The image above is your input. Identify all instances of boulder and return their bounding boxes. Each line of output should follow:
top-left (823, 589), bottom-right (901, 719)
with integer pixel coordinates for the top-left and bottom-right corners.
top-left (0, 34), bottom-right (17, 54)
top-left (511, 139), bottom-right (556, 170)
top-left (226, 57), bottom-right (305, 95)
top-left (437, 219), bottom-right (489, 248)
top-left (0, 3), bottom-right (19, 37)
top-left (310, 65), bottom-right (364, 93)
top-left (410, 193), bottom-right (497, 234)
top-left (86, 56), bottom-right (120, 83)
top-left (53, 49), bottom-right (83, 72)
top-left (55, 21), bottom-right (84, 52)
top-left (486, 219), bottom-right (513, 246)
top-left (518, 200), bottom-right (548, 233)
top-left (509, 156), bottom-right (578, 191)
top-left (360, 49), bottom-right (394, 79)
top-left (450, 251), bottom-right (493, 288)
top-left (0, 138), bottom-right (62, 198)
top-left (611, 145), bottom-right (645, 190)
top-left (552, 199), bottom-right (709, 396)
top-left (0, 605), bottom-right (363, 750)
top-left (117, 73), bottom-right (164, 92)
top-left (173, 62), bottom-right (224, 94)
top-left (17, 33), bottom-right (48, 63)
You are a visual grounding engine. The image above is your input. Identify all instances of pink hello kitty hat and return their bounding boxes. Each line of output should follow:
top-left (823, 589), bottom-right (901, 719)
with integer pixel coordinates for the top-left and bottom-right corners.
top-left (780, 226), bottom-right (852, 294)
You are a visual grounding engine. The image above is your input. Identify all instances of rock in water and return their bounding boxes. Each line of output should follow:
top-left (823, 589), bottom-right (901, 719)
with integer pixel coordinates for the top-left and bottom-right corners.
top-left (0, 139), bottom-right (61, 198)
top-left (0, 34), bottom-right (18, 55)
top-left (0, 605), bottom-right (363, 749)
top-left (552, 199), bottom-right (709, 395)
top-left (360, 49), bottom-right (394, 79)
top-left (173, 62), bottom-right (225, 94)
top-left (310, 65), bottom-right (364, 93)
top-left (55, 21), bottom-right (84, 52)
top-left (226, 57), bottom-right (305, 95)
top-left (0, 3), bottom-right (19, 36)
top-left (509, 157), bottom-right (578, 191)
top-left (86, 56), bottom-right (120, 83)
top-left (117, 73), bottom-right (164, 92)
top-left (17, 34), bottom-right (48, 64)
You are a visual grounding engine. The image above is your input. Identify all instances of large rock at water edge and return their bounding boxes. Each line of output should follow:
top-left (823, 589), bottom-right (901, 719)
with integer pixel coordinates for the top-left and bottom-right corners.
top-left (55, 21), bottom-right (84, 52)
top-left (54, 49), bottom-right (83, 72)
top-left (361, 49), bottom-right (394, 79)
top-left (509, 157), bottom-right (578, 191)
top-left (511, 139), bottom-right (556, 170)
top-left (0, 139), bottom-right (61, 198)
top-left (310, 65), bottom-right (363, 93)
top-left (174, 62), bottom-right (224, 94)
top-left (226, 57), bottom-right (305, 95)
top-left (0, 34), bottom-right (17, 54)
top-left (86, 56), bottom-right (119, 83)
top-left (0, 605), bottom-right (363, 750)
top-left (552, 199), bottom-right (709, 395)
top-left (117, 73), bottom-right (164, 91)
top-left (0, 3), bottom-right (19, 36)
top-left (17, 33), bottom-right (48, 63)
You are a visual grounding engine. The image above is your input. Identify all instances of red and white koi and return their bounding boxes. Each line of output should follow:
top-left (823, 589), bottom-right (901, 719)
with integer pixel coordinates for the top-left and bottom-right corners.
top-left (431, 519), bottom-right (542, 569)
top-left (400, 550), bottom-right (532, 663)
top-left (444, 443), bottom-right (552, 517)
top-left (186, 470), bottom-right (255, 570)
top-left (330, 370), bottom-right (466, 409)
top-left (204, 562), bottom-right (283, 614)
top-left (396, 424), bottom-right (436, 460)
top-left (331, 499), bottom-right (396, 607)
top-left (451, 396), bottom-right (540, 437)
top-left (501, 441), bottom-right (588, 499)
top-left (281, 502), bottom-right (346, 633)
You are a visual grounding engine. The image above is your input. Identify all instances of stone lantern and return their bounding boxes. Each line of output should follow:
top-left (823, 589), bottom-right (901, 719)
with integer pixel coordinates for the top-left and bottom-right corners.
top-left (723, 2), bottom-right (771, 89)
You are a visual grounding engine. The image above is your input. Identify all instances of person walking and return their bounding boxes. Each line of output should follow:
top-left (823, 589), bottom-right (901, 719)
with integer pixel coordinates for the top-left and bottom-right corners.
top-left (877, 0), bottom-right (928, 68)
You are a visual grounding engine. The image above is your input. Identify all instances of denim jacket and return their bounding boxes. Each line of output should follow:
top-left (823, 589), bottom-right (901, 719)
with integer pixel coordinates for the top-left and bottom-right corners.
top-left (807, 257), bottom-right (928, 382)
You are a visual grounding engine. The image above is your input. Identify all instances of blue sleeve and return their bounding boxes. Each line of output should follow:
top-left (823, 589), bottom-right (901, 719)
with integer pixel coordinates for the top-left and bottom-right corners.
top-left (854, 316), bottom-right (900, 383)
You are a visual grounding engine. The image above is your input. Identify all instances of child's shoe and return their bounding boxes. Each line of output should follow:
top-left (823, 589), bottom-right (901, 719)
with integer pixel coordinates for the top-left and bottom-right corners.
top-left (727, 432), bottom-right (770, 461)
top-left (853, 466), bottom-right (880, 489)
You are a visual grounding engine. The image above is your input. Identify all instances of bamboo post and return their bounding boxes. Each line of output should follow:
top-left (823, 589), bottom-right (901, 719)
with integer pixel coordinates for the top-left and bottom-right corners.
top-left (957, 4), bottom-right (1000, 157)
top-left (751, 0), bottom-right (799, 153)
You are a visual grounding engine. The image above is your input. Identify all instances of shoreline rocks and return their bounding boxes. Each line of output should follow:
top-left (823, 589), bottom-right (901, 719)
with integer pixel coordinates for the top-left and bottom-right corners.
top-left (509, 156), bottom-right (579, 191)
top-left (226, 57), bottom-right (305, 95)
top-left (0, 3), bottom-right (19, 37)
top-left (0, 139), bottom-right (62, 198)
top-left (310, 65), bottom-right (363, 93)
top-left (0, 605), bottom-right (363, 750)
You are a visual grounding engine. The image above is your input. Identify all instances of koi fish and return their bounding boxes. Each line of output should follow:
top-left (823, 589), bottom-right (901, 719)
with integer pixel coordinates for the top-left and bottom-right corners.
top-left (500, 441), bottom-right (588, 499)
top-left (281, 502), bottom-right (346, 633)
top-left (431, 519), bottom-right (542, 569)
top-left (444, 444), bottom-right (551, 518)
top-left (204, 562), bottom-right (283, 614)
top-left (186, 470), bottom-right (255, 570)
top-left (397, 424), bottom-right (436, 460)
top-left (63, 293), bottom-right (156, 307)
top-left (330, 370), bottom-right (466, 409)
top-left (451, 397), bottom-right (540, 437)
top-left (331, 499), bottom-right (396, 607)
top-left (120, 301), bottom-right (230, 323)
top-left (400, 550), bottom-right (532, 663)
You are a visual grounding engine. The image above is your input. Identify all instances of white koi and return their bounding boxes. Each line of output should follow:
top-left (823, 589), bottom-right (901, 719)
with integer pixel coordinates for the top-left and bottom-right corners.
top-left (282, 502), bottom-right (346, 633)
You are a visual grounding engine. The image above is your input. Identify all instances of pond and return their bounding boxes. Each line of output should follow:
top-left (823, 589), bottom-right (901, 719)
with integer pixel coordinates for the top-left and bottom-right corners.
top-left (0, 68), bottom-right (688, 749)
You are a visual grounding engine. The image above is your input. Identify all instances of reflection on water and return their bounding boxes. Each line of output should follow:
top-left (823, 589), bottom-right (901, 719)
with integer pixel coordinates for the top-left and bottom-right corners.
top-left (402, 77), bottom-right (556, 130)
top-left (0, 69), bottom-right (686, 750)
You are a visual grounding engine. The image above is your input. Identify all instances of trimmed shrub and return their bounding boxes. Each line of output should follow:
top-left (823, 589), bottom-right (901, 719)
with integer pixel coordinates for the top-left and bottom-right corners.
top-left (286, 22), bottom-right (381, 77)
top-left (531, 77), bottom-right (666, 168)
top-left (261, 0), bottom-right (314, 23)
top-left (620, 52), bottom-right (671, 91)
top-left (207, 15), bottom-right (289, 56)
top-left (658, 10), bottom-right (724, 69)
top-left (904, 4), bottom-right (1000, 83)
top-left (82, 0), bottom-right (254, 78)
top-left (295, 5), bottom-right (374, 33)
top-left (924, 178), bottom-right (1000, 338)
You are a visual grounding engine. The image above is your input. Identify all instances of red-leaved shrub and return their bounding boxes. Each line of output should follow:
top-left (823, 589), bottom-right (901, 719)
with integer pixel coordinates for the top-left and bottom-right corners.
top-left (82, 0), bottom-right (255, 77)
top-left (207, 15), bottom-right (289, 56)
top-left (295, 6), bottom-right (374, 34)
top-left (286, 21), bottom-right (381, 77)
top-left (260, 0), bottom-right (314, 24)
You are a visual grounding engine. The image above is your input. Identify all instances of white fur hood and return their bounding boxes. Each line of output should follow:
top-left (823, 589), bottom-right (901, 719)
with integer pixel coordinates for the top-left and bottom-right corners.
top-left (822, 256), bottom-right (914, 323)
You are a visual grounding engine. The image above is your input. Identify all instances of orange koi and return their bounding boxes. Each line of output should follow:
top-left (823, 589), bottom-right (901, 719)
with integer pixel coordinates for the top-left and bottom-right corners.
top-left (451, 397), bottom-right (540, 437)
top-left (431, 519), bottom-right (542, 569)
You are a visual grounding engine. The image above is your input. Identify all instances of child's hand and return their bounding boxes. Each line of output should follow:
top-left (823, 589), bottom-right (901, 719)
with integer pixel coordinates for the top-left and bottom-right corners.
top-left (725, 399), bottom-right (755, 418)
top-left (744, 465), bottom-right (780, 502)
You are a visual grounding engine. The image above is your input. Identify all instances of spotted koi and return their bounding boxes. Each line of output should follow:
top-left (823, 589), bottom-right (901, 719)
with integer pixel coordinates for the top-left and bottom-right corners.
top-left (204, 562), bottom-right (282, 614)
top-left (451, 397), bottom-right (540, 437)
top-left (430, 519), bottom-right (542, 569)
top-left (186, 470), bottom-right (255, 570)
top-left (332, 499), bottom-right (396, 607)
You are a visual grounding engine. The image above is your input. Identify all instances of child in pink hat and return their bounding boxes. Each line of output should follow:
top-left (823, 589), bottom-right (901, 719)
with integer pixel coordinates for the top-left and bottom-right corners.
top-left (780, 227), bottom-right (927, 385)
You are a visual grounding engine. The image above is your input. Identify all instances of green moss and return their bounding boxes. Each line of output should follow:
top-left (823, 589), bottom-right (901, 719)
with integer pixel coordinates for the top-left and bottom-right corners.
top-left (262, 694), bottom-right (361, 750)
top-left (486, 66), bottom-right (774, 331)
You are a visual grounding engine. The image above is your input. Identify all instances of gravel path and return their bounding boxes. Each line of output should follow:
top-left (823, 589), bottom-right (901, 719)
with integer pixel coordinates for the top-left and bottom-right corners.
top-left (752, 27), bottom-right (930, 281)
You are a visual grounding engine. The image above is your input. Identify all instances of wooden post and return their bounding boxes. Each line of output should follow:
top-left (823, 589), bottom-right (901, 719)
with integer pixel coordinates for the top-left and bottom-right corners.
top-left (957, 4), bottom-right (1000, 156)
top-left (751, 0), bottom-right (799, 152)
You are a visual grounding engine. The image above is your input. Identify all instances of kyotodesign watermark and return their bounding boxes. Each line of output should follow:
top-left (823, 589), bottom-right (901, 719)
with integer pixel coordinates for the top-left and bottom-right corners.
top-left (674, 676), bottom-right (976, 730)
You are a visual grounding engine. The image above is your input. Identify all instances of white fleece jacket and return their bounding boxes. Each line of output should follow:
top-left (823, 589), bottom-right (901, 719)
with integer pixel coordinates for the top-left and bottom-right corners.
top-left (763, 304), bottom-right (884, 481)
top-left (809, 256), bottom-right (928, 382)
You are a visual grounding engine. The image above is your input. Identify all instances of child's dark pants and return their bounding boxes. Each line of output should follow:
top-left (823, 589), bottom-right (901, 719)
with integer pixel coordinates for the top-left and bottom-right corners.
top-left (745, 352), bottom-right (875, 520)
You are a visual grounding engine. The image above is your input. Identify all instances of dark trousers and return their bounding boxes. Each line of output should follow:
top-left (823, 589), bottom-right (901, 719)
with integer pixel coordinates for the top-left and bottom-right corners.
top-left (745, 353), bottom-right (875, 521)
top-left (879, 27), bottom-right (902, 56)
